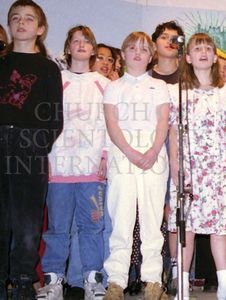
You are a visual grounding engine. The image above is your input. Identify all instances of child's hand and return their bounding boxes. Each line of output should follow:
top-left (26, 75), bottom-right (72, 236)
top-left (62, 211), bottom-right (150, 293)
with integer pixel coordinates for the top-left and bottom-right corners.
top-left (140, 147), bottom-right (158, 170)
top-left (48, 162), bottom-right (52, 178)
top-left (108, 70), bottom-right (120, 81)
top-left (124, 147), bottom-right (144, 168)
top-left (98, 157), bottom-right (107, 180)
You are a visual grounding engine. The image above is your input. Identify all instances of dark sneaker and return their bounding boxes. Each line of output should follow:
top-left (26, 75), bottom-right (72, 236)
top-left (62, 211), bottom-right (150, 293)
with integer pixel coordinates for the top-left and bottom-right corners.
top-left (166, 277), bottom-right (177, 296)
top-left (165, 259), bottom-right (177, 296)
top-left (0, 281), bottom-right (7, 300)
top-left (12, 275), bottom-right (36, 300)
top-left (64, 285), bottom-right (84, 300)
top-left (127, 280), bottom-right (143, 296)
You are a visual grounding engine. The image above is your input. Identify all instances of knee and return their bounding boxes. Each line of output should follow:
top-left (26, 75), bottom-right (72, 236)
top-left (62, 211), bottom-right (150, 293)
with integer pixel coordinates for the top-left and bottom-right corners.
top-left (80, 218), bottom-right (104, 234)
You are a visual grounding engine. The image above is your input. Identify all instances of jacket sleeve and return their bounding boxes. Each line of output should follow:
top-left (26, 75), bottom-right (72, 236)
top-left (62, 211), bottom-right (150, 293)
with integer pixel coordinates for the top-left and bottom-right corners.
top-left (46, 61), bottom-right (64, 153)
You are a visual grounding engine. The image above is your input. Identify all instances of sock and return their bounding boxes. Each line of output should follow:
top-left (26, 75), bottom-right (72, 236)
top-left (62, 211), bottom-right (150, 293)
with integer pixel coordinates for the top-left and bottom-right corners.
top-left (183, 272), bottom-right (189, 298)
top-left (173, 271), bottom-right (189, 300)
top-left (217, 270), bottom-right (226, 300)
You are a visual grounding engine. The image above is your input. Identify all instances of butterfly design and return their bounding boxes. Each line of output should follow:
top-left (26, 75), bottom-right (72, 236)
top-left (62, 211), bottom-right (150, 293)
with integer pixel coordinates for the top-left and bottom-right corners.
top-left (0, 70), bottom-right (37, 109)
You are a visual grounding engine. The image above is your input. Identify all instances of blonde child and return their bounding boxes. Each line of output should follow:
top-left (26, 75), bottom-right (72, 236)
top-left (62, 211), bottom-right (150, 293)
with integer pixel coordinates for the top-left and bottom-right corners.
top-left (103, 31), bottom-right (170, 300)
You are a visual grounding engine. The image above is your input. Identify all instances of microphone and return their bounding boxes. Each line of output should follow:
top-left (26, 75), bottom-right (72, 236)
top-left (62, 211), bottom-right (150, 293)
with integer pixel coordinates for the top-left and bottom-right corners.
top-left (170, 35), bottom-right (185, 45)
top-left (0, 40), bottom-right (7, 51)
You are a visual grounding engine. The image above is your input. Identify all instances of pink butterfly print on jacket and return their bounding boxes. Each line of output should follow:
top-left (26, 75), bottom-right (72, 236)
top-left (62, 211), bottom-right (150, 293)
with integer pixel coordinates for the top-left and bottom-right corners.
top-left (0, 70), bottom-right (37, 109)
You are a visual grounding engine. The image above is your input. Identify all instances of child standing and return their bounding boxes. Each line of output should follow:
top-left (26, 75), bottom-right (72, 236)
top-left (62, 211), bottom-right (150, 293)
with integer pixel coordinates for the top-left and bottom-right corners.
top-left (168, 33), bottom-right (226, 300)
top-left (103, 31), bottom-right (169, 300)
top-left (66, 41), bottom-right (118, 299)
top-left (151, 20), bottom-right (184, 84)
top-left (0, 1), bottom-right (63, 299)
top-left (151, 20), bottom-right (185, 295)
top-left (37, 25), bottom-right (109, 300)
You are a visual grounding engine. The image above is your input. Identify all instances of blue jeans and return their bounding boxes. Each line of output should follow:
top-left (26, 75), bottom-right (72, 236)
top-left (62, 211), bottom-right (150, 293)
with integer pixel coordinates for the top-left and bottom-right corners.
top-left (66, 215), bottom-right (83, 288)
top-left (66, 184), bottom-right (111, 288)
top-left (42, 182), bottom-right (105, 280)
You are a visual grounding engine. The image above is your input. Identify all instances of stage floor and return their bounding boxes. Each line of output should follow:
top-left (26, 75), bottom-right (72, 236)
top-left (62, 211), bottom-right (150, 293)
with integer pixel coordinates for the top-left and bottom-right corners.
top-left (125, 288), bottom-right (216, 300)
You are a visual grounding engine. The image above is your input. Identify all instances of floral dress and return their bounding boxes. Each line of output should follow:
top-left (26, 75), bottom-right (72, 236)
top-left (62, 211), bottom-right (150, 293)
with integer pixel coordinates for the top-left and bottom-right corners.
top-left (168, 84), bottom-right (226, 235)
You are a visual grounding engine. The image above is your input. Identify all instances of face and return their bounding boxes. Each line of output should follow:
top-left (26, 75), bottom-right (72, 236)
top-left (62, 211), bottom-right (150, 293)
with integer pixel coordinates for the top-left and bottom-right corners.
top-left (155, 28), bottom-right (179, 58)
top-left (8, 6), bottom-right (44, 42)
top-left (122, 39), bottom-right (152, 72)
top-left (92, 47), bottom-right (114, 77)
top-left (218, 57), bottom-right (226, 82)
top-left (115, 54), bottom-right (122, 74)
top-left (67, 30), bottom-right (94, 62)
top-left (186, 41), bottom-right (217, 71)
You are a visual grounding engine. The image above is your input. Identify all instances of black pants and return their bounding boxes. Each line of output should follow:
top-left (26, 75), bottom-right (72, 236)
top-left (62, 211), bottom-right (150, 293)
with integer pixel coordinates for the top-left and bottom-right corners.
top-left (195, 234), bottom-right (217, 285)
top-left (0, 126), bottom-right (48, 282)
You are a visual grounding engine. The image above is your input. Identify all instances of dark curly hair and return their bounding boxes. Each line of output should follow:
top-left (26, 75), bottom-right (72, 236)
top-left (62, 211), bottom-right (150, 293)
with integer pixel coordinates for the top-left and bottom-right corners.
top-left (152, 20), bottom-right (184, 42)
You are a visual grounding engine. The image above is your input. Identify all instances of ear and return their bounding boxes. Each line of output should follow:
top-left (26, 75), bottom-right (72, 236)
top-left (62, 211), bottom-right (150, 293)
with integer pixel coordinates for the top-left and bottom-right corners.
top-left (121, 51), bottom-right (125, 61)
top-left (37, 25), bottom-right (45, 37)
top-left (148, 56), bottom-right (152, 64)
top-left (186, 53), bottom-right (192, 64)
top-left (213, 55), bottom-right (217, 63)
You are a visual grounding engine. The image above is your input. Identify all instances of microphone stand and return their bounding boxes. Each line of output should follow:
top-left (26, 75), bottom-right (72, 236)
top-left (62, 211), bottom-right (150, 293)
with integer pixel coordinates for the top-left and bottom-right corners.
top-left (176, 41), bottom-right (185, 300)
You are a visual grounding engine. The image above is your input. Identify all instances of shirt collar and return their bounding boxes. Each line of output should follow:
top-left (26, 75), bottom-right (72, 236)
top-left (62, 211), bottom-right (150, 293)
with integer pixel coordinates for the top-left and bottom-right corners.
top-left (124, 71), bottom-right (149, 82)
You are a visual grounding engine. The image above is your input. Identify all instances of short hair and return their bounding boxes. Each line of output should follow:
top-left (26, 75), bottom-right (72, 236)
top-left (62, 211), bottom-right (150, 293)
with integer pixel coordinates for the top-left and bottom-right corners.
top-left (7, 0), bottom-right (48, 56)
top-left (8, 0), bottom-right (47, 32)
top-left (121, 31), bottom-right (155, 56)
top-left (64, 25), bottom-right (97, 67)
top-left (152, 20), bottom-right (184, 42)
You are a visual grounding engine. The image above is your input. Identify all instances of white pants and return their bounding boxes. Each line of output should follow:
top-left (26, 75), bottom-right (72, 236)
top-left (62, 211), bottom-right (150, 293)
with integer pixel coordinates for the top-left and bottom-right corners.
top-left (104, 131), bottom-right (169, 288)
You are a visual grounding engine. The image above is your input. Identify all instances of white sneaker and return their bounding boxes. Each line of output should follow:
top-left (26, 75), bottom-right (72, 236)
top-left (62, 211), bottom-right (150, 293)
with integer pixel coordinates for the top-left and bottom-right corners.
top-left (84, 271), bottom-right (106, 300)
top-left (36, 273), bottom-right (63, 300)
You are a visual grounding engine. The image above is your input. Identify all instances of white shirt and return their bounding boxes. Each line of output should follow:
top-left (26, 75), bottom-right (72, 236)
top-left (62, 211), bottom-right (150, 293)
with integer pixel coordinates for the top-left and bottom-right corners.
top-left (103, 72), bottom-right (170, 132)
top-left (49, 70), bottom-right (110, 178)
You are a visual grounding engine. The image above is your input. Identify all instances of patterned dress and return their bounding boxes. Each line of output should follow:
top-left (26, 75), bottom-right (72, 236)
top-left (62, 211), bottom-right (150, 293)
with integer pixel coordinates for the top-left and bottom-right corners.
top-left (168, 84), bottom-right (226, 235)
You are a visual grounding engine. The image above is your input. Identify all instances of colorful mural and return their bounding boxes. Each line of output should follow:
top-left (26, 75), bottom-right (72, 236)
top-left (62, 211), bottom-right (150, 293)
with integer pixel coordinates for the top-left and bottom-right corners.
top-left (178, 11), bottom-right (226, 53)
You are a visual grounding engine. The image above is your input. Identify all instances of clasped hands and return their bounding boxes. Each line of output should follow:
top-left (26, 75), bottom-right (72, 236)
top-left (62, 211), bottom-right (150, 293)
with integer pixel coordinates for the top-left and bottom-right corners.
top-left (124, 146), bottom-right (158, 170)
